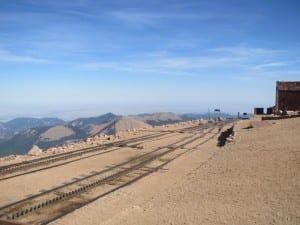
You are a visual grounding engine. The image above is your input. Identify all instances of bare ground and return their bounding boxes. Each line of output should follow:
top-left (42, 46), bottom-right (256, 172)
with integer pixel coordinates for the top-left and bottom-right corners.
top-left (0, 118), bottom-right (299, 225)
top-left (49, 118), bottom-right (300, 225)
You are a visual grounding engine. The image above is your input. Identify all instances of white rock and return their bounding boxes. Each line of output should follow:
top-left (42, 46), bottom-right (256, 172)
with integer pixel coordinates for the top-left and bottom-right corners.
top-left (28, 145), bottom-right (42, 156)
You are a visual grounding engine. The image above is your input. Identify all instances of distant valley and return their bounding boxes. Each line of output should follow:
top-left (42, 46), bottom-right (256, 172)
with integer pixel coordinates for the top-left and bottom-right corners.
top-left (0, 112), bottom-right (234, 157)
top-left (0, 117), bottom-right (65, 140)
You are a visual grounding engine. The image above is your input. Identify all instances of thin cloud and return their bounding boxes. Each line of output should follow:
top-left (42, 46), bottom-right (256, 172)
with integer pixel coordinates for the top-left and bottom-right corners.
top-left (83, 55), bottom-right (246, 75)
top-left (158, 56), bottom-right (244, 69)
top-left (81, 45), bottom-right (298, 79)
top-left (83, 60), bottom-right (197, 77)
top-left (27, 0), bottom-right (91, 8)
top-left (253, 62), bottom-right (289, 70)
top-left (209, 46), bottom-right (284, 57)
top-left (107, 9), bottom-right (235, 26)
top-left (0, 50), bottom-right (52, 64)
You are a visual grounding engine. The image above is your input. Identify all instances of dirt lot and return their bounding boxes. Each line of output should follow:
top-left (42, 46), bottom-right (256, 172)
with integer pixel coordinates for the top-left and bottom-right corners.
top-left (49, 117), bottom-right (300, 225)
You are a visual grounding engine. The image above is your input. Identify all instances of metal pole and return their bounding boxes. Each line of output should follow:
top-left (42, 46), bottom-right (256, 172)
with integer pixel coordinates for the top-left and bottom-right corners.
top-left (113, 120), bottom-right (116, 138)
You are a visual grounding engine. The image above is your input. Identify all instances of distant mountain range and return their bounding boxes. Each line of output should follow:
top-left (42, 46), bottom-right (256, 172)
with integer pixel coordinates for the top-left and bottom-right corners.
top-left (0, 117), bottom-right (65, 140)
top-left (141, 112), bottom-right (182, 126)
top-left (0, 113), bottom-right (118, 156)
top-left (0, 112), bottom-right (235, 157)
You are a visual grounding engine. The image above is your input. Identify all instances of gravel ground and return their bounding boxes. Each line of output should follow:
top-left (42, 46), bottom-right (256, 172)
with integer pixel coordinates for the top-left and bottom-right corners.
top-left (50, 118), bottom-right (300, 225)
top-left (1, 118), bottom-right (299, 225)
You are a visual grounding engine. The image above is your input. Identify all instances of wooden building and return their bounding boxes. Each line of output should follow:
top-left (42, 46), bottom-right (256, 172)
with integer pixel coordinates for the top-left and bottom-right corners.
top-left (275, 81), bottom-right (300, 112)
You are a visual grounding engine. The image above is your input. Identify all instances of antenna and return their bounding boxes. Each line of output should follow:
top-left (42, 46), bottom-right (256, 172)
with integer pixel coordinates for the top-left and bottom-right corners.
top-left (113, 119), bottom-right (116, 138)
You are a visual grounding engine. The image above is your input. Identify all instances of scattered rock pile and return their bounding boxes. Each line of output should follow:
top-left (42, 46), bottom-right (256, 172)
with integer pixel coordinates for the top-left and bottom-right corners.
top-left (0, 119), bottom-right (205, 164)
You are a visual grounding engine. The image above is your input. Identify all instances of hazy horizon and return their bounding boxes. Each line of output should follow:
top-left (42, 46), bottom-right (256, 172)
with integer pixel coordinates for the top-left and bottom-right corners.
top-left (0, 103), bottom-right (250, 122)
top-left (1, 1), bottom-right (299, 121)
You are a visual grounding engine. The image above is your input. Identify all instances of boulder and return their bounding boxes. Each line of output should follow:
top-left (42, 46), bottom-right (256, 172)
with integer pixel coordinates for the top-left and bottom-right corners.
top-left (27, 145), bottom-right (42, 156)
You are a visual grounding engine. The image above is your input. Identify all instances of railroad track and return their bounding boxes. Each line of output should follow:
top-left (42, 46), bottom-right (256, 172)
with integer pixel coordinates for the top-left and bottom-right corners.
top-left (0, 122), bottom-right (214, 179)
top-left (0, 123), bottom-right (234, 224)
top-left (0, 128), bottom-right (202, 210)
top-left (0, 121), bottom-right (232, 225)
top-left (0, 132), bottom-right (168, 174)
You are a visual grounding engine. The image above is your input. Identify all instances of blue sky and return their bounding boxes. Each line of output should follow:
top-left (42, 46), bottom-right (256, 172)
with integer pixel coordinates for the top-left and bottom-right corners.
top-left (0, 0), bottom-right (300, 120)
